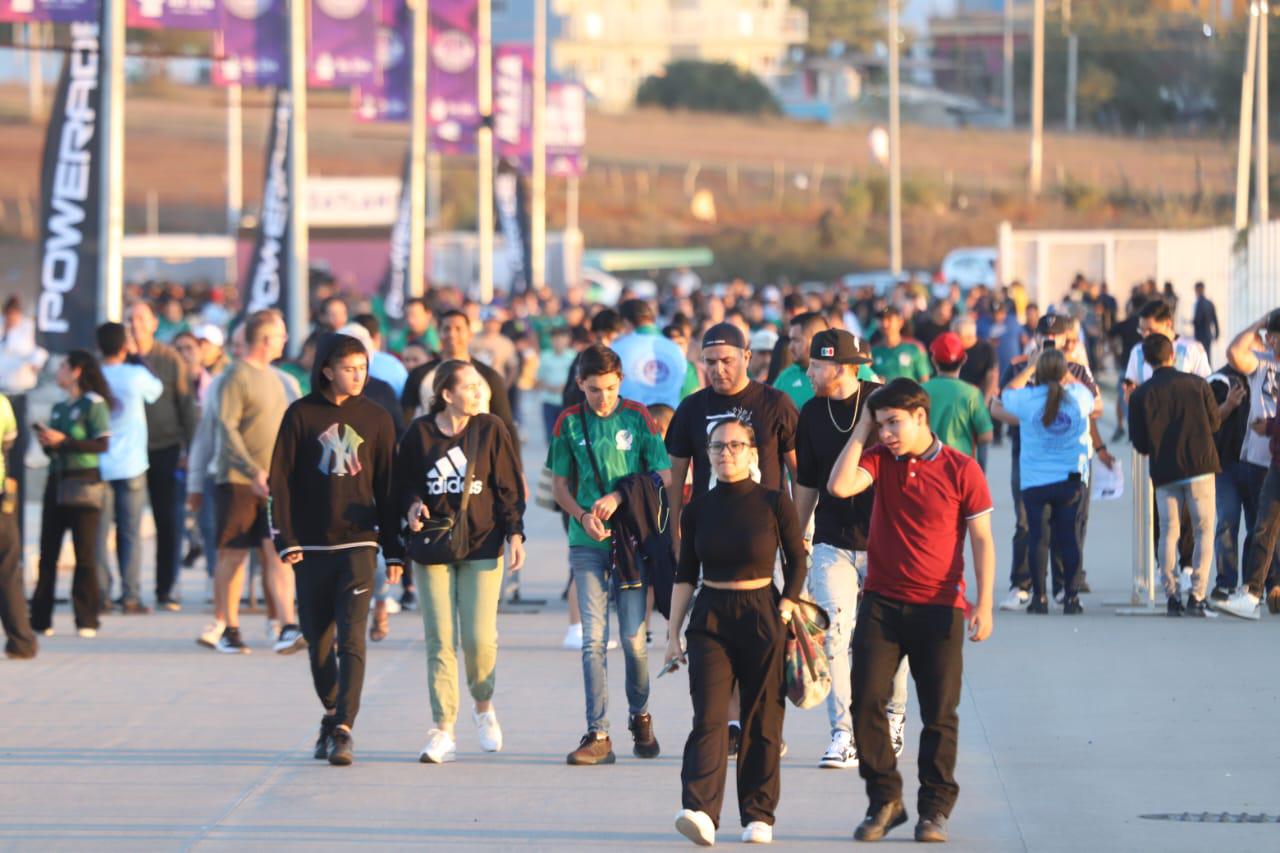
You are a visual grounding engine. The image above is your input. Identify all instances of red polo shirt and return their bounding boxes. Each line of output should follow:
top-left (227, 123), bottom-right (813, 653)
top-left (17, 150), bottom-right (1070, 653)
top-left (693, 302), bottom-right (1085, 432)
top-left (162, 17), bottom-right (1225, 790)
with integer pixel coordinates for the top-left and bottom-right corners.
top-left (858, 439), bottom-right (993, 609)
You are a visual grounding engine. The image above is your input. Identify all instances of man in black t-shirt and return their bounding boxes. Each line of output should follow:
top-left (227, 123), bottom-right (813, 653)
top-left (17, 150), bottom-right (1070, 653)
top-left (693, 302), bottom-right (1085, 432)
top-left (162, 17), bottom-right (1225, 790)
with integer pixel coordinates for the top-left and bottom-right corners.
top-left (794, 330), bottom-right (911, 770)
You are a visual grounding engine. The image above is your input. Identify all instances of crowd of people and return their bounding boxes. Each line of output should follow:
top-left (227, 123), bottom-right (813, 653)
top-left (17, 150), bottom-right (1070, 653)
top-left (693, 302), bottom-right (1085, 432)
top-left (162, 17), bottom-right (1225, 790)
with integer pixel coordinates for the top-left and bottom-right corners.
top-left (0, 266), bottom-right (1272, 846)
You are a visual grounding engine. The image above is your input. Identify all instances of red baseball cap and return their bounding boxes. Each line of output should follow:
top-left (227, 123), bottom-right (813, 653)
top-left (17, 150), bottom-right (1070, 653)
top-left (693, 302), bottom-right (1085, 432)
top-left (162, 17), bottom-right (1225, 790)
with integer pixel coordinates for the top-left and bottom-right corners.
top-left (929, 332), bottom-right (966, 364)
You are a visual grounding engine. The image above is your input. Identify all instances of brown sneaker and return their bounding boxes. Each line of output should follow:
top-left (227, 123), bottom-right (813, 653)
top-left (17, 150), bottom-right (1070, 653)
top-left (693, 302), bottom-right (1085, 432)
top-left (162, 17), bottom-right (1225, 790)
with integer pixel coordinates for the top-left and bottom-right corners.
top-left (566, 732), bottom-right (615, 765)
top-left (629, 713), bottom-right (660, 759)
top-left (370, 608), bottom-right (389, 642)
top-left (1268, 587), bottom-right (1280, 615)
top-left (120, 601), bottom-right (151, 615)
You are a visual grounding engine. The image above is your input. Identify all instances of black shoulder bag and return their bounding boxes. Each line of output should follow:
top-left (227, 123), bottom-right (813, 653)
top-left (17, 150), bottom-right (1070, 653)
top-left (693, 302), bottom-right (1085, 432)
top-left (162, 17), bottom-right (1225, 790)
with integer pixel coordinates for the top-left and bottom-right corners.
top-left (407, 422), bottom-right (481, 565)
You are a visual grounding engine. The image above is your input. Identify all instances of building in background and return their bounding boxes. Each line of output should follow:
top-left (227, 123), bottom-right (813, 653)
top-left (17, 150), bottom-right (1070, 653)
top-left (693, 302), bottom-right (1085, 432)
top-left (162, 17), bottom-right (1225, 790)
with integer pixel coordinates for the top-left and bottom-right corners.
top-left (551, 0), bottom-right (808, 113)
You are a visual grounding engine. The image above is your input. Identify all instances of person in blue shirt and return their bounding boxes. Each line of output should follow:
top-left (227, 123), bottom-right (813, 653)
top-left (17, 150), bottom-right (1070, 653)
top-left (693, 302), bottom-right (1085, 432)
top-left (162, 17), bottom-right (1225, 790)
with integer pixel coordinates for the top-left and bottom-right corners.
top-left (610, 299), bottom-right (699, 410)
top-left (992, 349), bottom-right (1099, 615)
top-left (347, 316), bottom-right (409, 398)
top-left (96, 323), bottom-right (164, 613)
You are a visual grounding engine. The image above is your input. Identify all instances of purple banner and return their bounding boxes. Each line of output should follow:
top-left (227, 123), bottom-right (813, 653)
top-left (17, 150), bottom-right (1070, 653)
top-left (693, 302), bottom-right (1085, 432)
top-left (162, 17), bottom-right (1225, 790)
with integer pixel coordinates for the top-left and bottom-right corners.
top-left (0, 0), bottom-right (97, 23)
top-left (354, 0), bottom-right (410, 122)
top-left (214, 0), bottom-right (287, 88)
top-left (126, 0), bottom-right (217, 29)
top-left (428, 0), bottom-right (478, 154)
top-left (309, 0), bottom-right (379, 89)
top-left (546, 82), bottom-right (586, 177)
top-left (493, 43), bottom-right (531, 164)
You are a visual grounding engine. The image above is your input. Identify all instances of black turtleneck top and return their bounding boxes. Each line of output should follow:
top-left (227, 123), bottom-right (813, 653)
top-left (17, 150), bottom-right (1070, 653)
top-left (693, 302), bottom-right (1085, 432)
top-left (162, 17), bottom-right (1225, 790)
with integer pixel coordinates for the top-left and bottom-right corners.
top-left (675, 477), bottom-right (808, 600)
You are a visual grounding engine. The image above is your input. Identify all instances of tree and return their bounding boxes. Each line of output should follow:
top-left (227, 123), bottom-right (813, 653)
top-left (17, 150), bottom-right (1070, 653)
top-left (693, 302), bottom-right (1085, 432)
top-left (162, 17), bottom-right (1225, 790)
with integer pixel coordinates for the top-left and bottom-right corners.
top-left (635, 61), bottom-right (781, 115)
top-left (792, 0), bottom-right (881, 55)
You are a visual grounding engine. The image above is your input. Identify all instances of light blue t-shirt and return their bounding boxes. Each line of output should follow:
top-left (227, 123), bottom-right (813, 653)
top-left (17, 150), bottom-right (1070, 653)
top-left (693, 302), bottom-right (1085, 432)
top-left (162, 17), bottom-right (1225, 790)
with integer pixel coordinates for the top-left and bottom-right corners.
top-left (370, 350), bottom-right (409, 398)
top-left (1001, 383), bottom-right (1094, 489)
top-left (612, 329), bottom-right (692, 409)
top-left (100, 362), bottom-right (164, 481)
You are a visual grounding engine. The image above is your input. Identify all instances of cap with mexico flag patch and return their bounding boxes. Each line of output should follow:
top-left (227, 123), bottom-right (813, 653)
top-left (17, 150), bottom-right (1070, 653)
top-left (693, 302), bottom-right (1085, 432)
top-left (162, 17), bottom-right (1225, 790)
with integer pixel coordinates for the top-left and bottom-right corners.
top-left (810, 329), bottom-right (872, 365)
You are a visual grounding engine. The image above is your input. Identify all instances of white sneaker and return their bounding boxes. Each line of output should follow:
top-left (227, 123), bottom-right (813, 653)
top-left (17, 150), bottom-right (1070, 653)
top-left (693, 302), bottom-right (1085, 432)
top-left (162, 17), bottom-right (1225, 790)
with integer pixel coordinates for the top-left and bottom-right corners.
top-left (563, 623), bottom-right (583, 650)
top-left (196, 623), bottom-right (223, 649)
top-left (474, 708), bottom-right (503, 752)
top-left (889, 711), bottom-right (906, 758)
top-left (998, 588), bottom-right (1030, 611)
top-left (819, 731), bottom-right (858, 769)
top-left (741, 822), bottom-right (772, 844)
top-left (273, 624), bottom-right (306, 655)
top-left (40, 628), bottom-right (55, 638)
top-left (675, 809), bottom-right (716, 846)
top-left (1214, 589), bottom-right (1261, 620)
top-left (1179, 568), bottom-right (1193, 597)
top-left (77, 628), bottom-right (97, 639)
top-left (384, 597), bottom-right (402, 615)
top-left (419, 728), bottom-right (457, 764)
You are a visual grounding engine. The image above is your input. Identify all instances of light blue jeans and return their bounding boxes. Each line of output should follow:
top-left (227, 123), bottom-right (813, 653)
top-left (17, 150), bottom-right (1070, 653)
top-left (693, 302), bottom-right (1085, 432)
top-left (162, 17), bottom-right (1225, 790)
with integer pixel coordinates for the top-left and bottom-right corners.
top-left (807, 544), bottom-right (910, 736)
top-left (571, 546), bottom-right (649, 734)
top-left (96, 474), bottom-right (148, 605)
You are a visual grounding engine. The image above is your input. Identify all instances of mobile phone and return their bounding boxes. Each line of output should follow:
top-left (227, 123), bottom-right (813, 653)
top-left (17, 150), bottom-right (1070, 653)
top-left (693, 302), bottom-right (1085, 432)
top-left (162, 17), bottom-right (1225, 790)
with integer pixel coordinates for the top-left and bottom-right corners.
top-left (656, 657), bottom-right (682, 678)
top-left (33, 422), bottom-right (47, 433)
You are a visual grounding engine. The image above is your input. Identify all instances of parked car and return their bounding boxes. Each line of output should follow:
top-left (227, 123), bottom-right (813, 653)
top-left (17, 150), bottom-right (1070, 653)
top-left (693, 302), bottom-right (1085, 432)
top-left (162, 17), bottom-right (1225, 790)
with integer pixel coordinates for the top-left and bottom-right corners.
top-left (936, 247), bottom-right (998, 292)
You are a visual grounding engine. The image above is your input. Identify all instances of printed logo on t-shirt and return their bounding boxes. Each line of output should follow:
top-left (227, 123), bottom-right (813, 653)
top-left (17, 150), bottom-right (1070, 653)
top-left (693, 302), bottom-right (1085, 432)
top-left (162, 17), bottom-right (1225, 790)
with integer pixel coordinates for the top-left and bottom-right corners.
top-left (704, 406), bottom-right (761, 487)
top-left (426, 446), bottom-right (484, 496)
top-left (637, 358), bottom-right (671, 384)
top-left (317, 423), bottom-right (364, 477)
top-left (615, 429), bottom-right (634, 451)
top-left (899, 353), bottom-right (911, 367)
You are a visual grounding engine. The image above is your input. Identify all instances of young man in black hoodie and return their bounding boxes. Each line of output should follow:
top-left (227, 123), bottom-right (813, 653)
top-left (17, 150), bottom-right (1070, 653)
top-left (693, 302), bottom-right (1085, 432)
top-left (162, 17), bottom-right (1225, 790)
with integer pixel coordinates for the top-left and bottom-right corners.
top-left (268, 334), bottom-right (405, 766)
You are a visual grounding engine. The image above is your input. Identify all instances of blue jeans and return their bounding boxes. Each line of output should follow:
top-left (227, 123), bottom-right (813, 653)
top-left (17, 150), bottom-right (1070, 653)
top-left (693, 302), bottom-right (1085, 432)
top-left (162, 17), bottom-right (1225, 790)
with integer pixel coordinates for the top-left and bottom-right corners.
top-left (1215, 460), bottom-right (1278, 591)
top-left (96, 474), bottom-right (148, 604)
top-left (571, 546), bottom-right (649, 734)
top-left (1022, 478), bottom-right (1085, 600)
top-left (1011, 454), bottom-right (1090, 595)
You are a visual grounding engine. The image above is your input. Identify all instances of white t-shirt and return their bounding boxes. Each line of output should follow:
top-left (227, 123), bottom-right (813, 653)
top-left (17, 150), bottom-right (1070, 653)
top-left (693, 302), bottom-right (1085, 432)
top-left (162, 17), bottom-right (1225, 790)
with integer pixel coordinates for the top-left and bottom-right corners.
top-left (1242, 350), bottom-right (1280, 467)
top-left (1124, 335), bottom-right (1211, 385)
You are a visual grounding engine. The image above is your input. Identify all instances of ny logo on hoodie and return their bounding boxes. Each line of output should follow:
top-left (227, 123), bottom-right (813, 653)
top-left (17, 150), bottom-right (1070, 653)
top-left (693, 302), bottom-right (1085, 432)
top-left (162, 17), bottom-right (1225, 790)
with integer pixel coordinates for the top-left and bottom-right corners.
top-left (317, 423), bottom-right (364, 477)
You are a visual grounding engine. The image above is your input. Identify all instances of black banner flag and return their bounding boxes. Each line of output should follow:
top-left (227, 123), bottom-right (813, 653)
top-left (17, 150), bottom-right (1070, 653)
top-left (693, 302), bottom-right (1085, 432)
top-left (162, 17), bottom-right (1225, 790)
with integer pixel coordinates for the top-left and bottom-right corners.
top-left (379, 151), bottom-right (413, 327)
top-left (242, 88), bottom-right (294, 320)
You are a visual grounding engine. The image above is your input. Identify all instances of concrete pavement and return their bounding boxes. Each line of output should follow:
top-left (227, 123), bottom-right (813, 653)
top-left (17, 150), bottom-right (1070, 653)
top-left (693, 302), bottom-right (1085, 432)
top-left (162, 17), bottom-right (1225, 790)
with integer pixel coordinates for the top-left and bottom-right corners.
top-left (2, 420), bottom-right (1279, 852)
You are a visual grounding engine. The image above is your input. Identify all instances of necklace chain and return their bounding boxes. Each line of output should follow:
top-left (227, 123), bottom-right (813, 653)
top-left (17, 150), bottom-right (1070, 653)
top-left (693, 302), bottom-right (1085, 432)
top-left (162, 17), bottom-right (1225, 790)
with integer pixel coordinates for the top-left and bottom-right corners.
top-left (827, 383), bottom-right (861, 434)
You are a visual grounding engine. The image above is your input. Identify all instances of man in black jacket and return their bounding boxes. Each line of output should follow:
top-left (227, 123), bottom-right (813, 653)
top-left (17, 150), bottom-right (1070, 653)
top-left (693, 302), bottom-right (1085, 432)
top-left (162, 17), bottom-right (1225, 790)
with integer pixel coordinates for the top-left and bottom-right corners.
top-left (268, 333), bottom-right (405, 766)
top-left (1128, 334), bottom-right (1222, 617)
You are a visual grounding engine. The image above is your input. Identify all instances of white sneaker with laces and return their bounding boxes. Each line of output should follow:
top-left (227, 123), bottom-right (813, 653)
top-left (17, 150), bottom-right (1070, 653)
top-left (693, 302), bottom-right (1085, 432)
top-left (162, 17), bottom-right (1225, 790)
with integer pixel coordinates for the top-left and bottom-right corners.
top-left (998, 588), bottom-right (1030, 611)
top-left (675, 809), bottom-right (716, 846)
top-left (741, 822), bottom-right (772, 844)
top-left (197, 623), bottom-right (223, 649)
top-left (889, 711), bottom-right (906, 758)
top-left (563, 623), bottom-right (583, 650)
top-left (1214, 589), bottom-right (1261, 620)
top-left (419, 728), bottom-right (457, 764)
top-left (273, 625), bottom-right (306, 655)
top-left (474, 708), bottom-right (503, 752)
top-left (819, 731), bottom-right (858, 769)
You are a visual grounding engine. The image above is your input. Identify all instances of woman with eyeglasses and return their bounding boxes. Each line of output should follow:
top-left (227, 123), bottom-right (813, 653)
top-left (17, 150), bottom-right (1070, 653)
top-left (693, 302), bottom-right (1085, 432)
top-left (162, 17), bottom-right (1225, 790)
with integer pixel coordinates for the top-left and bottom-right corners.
top-left (664, 417), bottom-right (808, 847)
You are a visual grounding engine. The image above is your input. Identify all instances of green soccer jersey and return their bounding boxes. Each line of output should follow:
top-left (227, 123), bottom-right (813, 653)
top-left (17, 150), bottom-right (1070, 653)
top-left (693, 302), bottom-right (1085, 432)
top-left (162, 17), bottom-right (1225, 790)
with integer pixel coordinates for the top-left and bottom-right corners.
top-left (923, 376), bottom-right (994, 457)
top-left (772, 363), bottom-right (815, 410)
top-left (47, 392), bottom-right (111, 474)
top-left (872, 343), bottom-right (932, 383)
top-left (548, 399), bottom-right (671, 551)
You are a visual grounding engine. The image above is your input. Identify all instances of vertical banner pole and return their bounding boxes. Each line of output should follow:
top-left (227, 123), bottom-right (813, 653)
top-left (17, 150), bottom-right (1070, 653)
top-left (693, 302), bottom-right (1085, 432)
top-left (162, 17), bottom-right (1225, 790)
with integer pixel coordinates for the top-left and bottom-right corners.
top-left (887, 0), bottom-right (902, 275)
top-left (1257, 2), bottom-right (1270, 223)
top-left (1030, 0), bottom-right (1045, 196)
top-left (1236, 4), bottom-right (1259, 234)
top-left (98, 1), bottom-right (126, 324)
top-left (477, 0), bottom-right (494, 305)
top-left (287, 0), bottom-right (310, 353)
top-left (531, 0), bottom-right (547, 293)
top-left (409, 0), bottom-right (429, 298)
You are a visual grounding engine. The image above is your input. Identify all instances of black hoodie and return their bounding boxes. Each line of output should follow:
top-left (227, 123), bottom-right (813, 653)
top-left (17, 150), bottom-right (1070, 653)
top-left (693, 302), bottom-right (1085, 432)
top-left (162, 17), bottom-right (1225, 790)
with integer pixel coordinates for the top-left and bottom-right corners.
top-left (267, 334), bottom-right (404, 565)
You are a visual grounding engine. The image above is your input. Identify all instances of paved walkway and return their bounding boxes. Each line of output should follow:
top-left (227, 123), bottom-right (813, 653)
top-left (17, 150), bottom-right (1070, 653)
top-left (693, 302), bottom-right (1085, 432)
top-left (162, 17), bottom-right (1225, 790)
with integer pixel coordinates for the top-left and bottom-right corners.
top-left (2, 423), bottom-right (1278, 852)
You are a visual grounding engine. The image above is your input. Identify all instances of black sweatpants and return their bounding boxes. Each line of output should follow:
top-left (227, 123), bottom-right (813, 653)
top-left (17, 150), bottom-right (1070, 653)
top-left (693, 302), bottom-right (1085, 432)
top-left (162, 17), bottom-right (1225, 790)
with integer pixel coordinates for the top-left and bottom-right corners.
top-left (681, 586), bottom-right (786, 829)
top-left (31, 479), bottom-right (101, 632)
top-left (295, 549), bottom-right (377, 729)
top-left (147, 444), bottom-right (183, 601)
top-left (0, 505), bottom-right (36, 657)
top-left (851, 593), bottom-right (964, 820)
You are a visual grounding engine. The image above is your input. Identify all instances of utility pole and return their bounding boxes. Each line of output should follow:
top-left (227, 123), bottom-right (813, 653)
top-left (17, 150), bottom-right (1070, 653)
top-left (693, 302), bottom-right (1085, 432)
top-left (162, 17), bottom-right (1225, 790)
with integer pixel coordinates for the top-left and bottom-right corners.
top-left (1064, 0), bottom-right (1077, 132)
top-left (98, 0), bottom-right (126, 323)
top-left (286, 0), bottom-right (310, 351)
top-left (1030, 0), bottom-right (1045, 196)
top-left (1257, 1), bottom-right (1270, 223)
top-left (531, 0), bottom-right (547, 293)
top-left (409, 0), bottom-right (428, 298)
top-left (478, 0), bottom-right (494, 304)
top-left (1003, 0), bottom-right (1014, 128)
top-left (1235, 2), bottom-right (1260, 232)
top-left (888, 0), bottom-right (902, 275)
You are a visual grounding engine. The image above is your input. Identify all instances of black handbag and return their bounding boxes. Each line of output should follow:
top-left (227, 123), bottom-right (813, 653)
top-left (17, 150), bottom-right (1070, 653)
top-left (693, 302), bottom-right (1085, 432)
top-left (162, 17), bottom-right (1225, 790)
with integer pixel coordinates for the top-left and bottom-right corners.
top-left (56, 474), bottom-right (105, 510)
top-left (407, 424), bottom-right (480, 565)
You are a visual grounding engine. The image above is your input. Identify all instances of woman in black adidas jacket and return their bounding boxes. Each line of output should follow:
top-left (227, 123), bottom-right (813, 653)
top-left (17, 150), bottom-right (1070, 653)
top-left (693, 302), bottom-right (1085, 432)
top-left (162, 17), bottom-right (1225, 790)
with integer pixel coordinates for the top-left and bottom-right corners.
top-left (396, 359), bottom-right (526, 765)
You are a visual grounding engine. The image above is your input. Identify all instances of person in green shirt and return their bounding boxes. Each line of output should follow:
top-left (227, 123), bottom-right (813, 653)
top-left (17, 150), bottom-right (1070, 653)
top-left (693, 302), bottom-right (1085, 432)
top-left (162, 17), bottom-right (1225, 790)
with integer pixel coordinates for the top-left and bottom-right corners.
top-left (386, 298), bottom-right (441, 355)
top-left (30, 351), bottom-right (115, 637)
top-left (549, 344), bottom-right (671, 767)
top-left (0, 390), bottom-right (37, 658)
top-left (922, 332), bottom-right (994, 462)
top-left (871, 305), bottom-right (932, 383)
top-left (772, 311), bottom-right (828, 410)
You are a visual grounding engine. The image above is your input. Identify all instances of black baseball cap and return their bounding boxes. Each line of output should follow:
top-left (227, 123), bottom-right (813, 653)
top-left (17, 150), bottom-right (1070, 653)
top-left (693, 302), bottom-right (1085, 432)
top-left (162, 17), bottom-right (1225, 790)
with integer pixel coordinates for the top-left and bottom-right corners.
top-left (810, 329), bottom-right (872, 365)
top-left (1036, 314), bottom-right (1073, 337)
top-left (701, 322), bottom-right (748, 350)
top-left (1266, 309), bottom-right (1280, 334)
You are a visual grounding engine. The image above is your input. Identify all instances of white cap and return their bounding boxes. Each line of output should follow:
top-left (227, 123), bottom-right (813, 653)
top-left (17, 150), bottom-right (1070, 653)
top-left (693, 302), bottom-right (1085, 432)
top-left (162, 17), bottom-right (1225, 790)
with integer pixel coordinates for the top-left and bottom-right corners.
top-left (338, 323), bottom-right (374, 354)
top-left (193, 323), bottom-right (225, 349)
top-left (750, 328), bottom-right (779, 352)
top-left (761, 285), bottom-right (782, 303)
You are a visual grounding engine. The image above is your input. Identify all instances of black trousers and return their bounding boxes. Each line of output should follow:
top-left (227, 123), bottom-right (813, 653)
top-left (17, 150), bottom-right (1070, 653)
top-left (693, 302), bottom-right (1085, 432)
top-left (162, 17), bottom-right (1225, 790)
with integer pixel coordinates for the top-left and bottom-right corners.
top-left (852, 593), bottom-right (964, 820)
top-left (681, 586), bottom-right (786, 828)
top-left (31, 479), bottom-right (101, 632)
top-left (147, 444), bottom-right (183, 601)
top-left (295, 549), bottom-right (376, 729)
top-left (0, 504), bottom-right (36, 657)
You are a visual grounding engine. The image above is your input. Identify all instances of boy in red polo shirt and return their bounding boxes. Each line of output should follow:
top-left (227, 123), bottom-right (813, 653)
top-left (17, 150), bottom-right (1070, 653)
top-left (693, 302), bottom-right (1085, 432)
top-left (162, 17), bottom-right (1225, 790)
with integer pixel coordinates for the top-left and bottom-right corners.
top-left (828, 378), bottom-right (996, 844)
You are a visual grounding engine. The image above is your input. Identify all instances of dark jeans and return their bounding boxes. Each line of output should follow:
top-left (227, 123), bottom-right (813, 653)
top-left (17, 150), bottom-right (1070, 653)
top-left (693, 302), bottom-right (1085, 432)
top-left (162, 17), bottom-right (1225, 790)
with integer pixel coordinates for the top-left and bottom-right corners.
top-left (1022, 478), bottom-right (1085, 600)
top-left (1010, 456), bottom-right (1090, 595)
top-left (31, 478), bottom-right (101, 632)
top-left (1215, 460), bottom-right (1279, 591)
top-left (681, 587), bottom-right (785, 829)
top-left (852, 593), bottom-right (964, 819)
top-left (541, 402), bottom-right (561, 445)
top-left (147, 445), bottom-right (184, 601)
top-left (0, 505), bottom-right (36, 657)
top-left (294, 549), bottom-right (376, 729)
top-left (1243, 467), bottom-right (1280, 597)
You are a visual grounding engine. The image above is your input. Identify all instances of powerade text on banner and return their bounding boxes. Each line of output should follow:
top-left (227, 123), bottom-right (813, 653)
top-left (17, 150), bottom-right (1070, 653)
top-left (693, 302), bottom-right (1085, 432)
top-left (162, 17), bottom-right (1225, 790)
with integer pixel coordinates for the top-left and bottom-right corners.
top-left (36, 21), bottom-right (102, 354)
top-left (242, 89), bottom-right (294, 319)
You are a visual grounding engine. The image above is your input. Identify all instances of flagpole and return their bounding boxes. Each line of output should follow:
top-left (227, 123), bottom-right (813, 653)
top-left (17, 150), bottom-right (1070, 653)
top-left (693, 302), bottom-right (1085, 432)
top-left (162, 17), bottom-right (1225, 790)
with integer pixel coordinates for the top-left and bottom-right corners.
top-left (530, 0), bottom-right (547, 294)
top-left (287, 0), bottom-right (310, 353)
top-left (409, 0), bottom-right (428, 299)
top-left (98, 0), bottom-right (126, 323)
top-left (226, 83), bottom-right (243, 260)
top-left (478, 0), bottom-right (494, 305)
